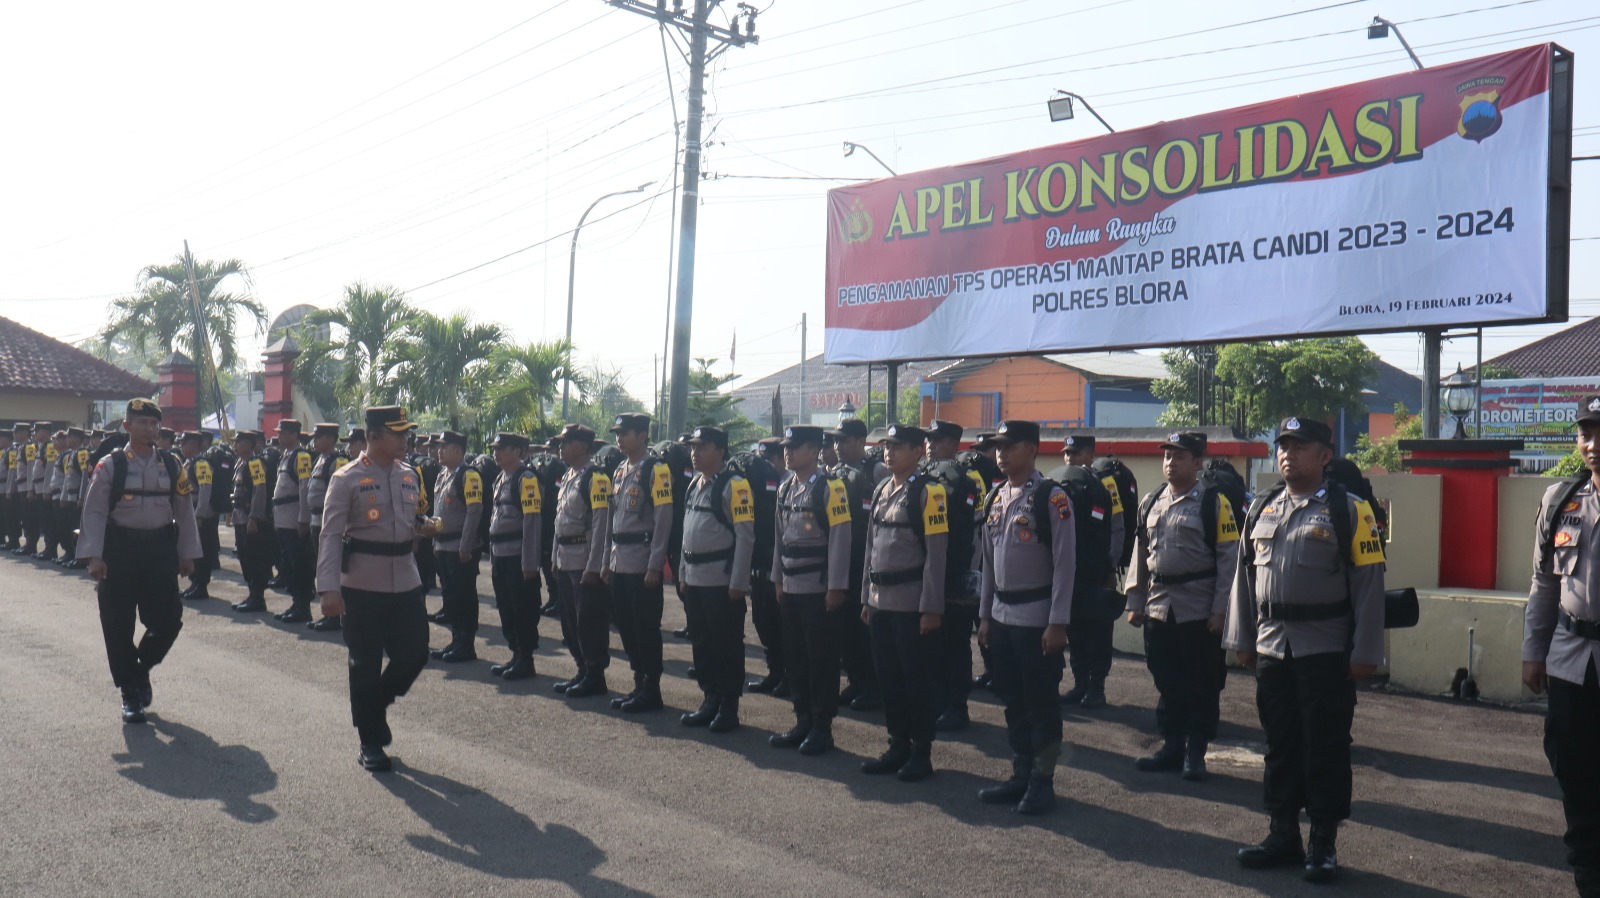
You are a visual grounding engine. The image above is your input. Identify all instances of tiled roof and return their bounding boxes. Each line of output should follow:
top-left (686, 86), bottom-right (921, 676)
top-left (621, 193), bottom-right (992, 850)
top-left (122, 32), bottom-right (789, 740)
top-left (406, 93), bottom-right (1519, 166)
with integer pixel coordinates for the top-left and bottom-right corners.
top-left (0, 316), bottom-right (157, 398)
top-left (1481, 316), bottom-right (1600, 379)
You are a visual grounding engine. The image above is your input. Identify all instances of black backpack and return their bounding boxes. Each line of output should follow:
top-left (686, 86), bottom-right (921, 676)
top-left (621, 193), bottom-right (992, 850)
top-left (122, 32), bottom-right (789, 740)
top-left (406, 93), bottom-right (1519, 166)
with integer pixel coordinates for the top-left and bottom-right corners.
top-left (104, 447), bottom-right (186, 511)
top-left (592, 442), bottom-right (625, 477)
top-left (259, 446), bottom-right (282, 524)
top-left (525, 454), bottom-right (568, 565)
top-left (921, 457), bottom-right (982, 586)
top-left (450, 455), bottom-right (499, 547)
top-left (1324, 458), bottom-right (1389, 545)
top-left (1536, 475), bottom-right (1592, 573)
top-left (203, 445), bottom-right (237, 515)
top-left (1200, 457), bottom-right (1250, 527)
top-left (958, 449), bottom-right (1002, 491)
top-left (726, 450), bottom-right (781, 572)
top-left (833, 461), bottom-right (874, 573)
top-left (1092, 456), bottom-right (1140, 568)
top-left (650, 440), bottom-right (694, 571)
top-left (1057, 466), bottom-right (1113, 593)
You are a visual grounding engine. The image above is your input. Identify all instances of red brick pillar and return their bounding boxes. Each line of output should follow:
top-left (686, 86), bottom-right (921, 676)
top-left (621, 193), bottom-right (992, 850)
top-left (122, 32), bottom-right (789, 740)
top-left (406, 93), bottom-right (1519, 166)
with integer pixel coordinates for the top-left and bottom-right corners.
top-left (261, 336), bottom-right (300, 435)
top-left (157, 352), bottom-right (199, 431)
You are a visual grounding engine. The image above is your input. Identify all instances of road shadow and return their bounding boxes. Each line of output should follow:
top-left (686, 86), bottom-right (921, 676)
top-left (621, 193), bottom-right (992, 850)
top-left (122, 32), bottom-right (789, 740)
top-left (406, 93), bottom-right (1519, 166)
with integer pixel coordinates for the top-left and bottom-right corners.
top-left (112, 717), bottom-right (277, 823)
top-left (377, 763), bottom-right (660, 898)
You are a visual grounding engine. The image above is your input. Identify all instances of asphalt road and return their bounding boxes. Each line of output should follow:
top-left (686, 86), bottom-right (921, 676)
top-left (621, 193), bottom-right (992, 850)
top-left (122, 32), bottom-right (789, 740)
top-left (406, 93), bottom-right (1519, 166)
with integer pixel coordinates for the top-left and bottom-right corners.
top-left (0, 550), bottom-right (1572, 897)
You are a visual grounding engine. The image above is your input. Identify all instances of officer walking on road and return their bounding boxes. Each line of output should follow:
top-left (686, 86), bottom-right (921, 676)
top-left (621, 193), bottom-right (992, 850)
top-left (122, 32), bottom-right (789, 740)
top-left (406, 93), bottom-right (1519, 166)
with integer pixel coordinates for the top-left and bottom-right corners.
top-left (1225, 416), bottom-right (1386, 883)
top-left (977, 420), bottom-right (1075, 815)
top-left (859, 424), bottom-right (947, 781)
top-left (1524, 395), bottom-right (1600, 898)
top-left (769, 425), bottom-right (853, 756)
top-left (1126, 432), bottom-right (1240, 782)
top-left (678, 425), bottom-right (756, 733)
top-left (76, 399), bottom-right (202, 724)
top-left (316, 406), bottom-right (440, 773)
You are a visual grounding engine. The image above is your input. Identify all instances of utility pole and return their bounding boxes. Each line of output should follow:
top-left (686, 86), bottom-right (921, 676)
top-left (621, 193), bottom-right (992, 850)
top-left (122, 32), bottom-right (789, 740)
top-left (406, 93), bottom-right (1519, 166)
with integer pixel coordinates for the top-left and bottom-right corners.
top-left (604, 0), bottom-right (758, 437)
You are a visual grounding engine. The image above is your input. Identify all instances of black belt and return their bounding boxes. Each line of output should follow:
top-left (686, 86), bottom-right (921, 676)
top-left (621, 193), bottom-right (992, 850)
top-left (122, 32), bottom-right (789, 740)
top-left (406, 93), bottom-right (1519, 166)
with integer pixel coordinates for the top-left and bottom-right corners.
top-left (783, 544), bottom-right (829, 559)
top-left (489, 531), bottom-right (522, 544)
top-left (994, 585), bottom-right (1051, 605)
top-left (1152, 568), bottom-right (1217, 585)
top-left (556, 534), bottom-right (588, 546)
top-left (106, 523), bottom-right (176, 544)
top-left (435, 530), bottom-right (462, 542)
top-left (684, 547), bottom-right (735, 565)
top-left (344, 538), bottom-right (413, 557)
top-left (868, 568), bottom-right (921, 586)
top-left (122, 488), bottom-right (170, 498)
top-left (1259, 601), bottom-right (1348, 622)
top-left (1560, 611), bottom-right (1600, 641)
top-left (611, 531), bottom-right (652, 545)
top-left (271, 496), bottom-right (297, 507)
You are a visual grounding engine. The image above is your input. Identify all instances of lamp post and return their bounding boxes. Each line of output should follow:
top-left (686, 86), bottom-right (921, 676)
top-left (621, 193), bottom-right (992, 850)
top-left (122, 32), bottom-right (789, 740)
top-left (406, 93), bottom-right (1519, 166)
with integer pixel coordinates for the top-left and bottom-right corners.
top-left (562, 182), bottom-right (652, 420)
top-left (1047, 90), bottom-right (1115, 132)
top-left (1442, 364), bottom-right (1476, 440)
top-left (838, 400), bottom-right (857, 425)
top-left (842, 141), bottom-right (897, 177)
top-left (1367, 16), bottom-right (1424, 70)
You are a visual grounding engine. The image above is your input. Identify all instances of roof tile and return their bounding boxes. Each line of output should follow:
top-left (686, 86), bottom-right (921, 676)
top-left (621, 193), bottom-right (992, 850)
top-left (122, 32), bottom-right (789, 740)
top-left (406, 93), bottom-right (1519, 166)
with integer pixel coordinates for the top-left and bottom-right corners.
top-left (0, 316), bottom-right (158, 398)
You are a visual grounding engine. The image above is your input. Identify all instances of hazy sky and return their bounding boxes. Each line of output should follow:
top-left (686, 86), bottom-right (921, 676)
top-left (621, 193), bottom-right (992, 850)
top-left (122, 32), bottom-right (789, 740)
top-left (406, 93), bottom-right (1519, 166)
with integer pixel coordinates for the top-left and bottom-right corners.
top-left (2, 0), bottom-right (1595, 399)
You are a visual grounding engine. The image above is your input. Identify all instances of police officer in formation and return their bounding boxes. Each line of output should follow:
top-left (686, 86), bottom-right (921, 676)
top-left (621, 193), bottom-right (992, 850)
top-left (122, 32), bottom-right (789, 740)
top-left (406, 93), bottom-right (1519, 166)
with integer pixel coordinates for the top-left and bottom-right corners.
top-left (317, 406), bottom-right (437, 772)
top-left (827, 416), bottom-right (883, 711)
top-left (1525, 395), bottom-right (1600, 898)
top-left (75, 399), bottom-right (202, 724)
top-left (301, 424), bottom-right (348, 631)
top-left (270, 420), bottom-right (316, 623)
top-left (770, 424), bottom-right (853, 756)
top-left (1060, 434), bottom-right (1125, 709)
top-left (977, 420), bottom-right (1075, 815)
top-left (180, 431), bottom-right (220, 600)
top-left (230, 430), bottom-right (275, 612)
top-left (430, 430), bottom-right (485, 663)
top-left (923, 419), bottom-right (986, 732)
top-left (746, 435), bottom-right (788, 695)
top-left (1225, 416), bottom-right (1386, 884)
top-left (1126, 431), bottom-right (1239, 781)
top-left (485, 432), bottom-right (543, 679)
top-left (859, 424), bottom-right (947, 781)
top-left (550, 424), bottom-right (613, 699)
top-left (678, 425), bottom-right (755, 732)
top-left (0, 426), bottom-right (16, 551)
top-left (605, 413), bottom-right (673, 713)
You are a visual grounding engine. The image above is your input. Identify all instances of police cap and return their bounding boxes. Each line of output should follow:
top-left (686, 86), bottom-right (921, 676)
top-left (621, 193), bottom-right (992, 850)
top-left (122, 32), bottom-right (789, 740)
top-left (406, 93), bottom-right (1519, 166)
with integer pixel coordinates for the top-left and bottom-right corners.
top-left (365, 406), bottom-right (414, 434)
top-left (992, 420), bottom-right (1041, 446)
top-left (1272, 417), bottom-right (1334, 449)
top-left (1160, 431), bottom-right (1208, 456)
top-left (609, 413), bottom-right (652, 434)
top-left (1579, 395), bottom-right (1600, 427)
top-left (124, 399), bottom-right (161, 421)
top-left (781, 425), bottom-right (826, 447)
top-left (687, 425), bottom-right (729, 449)
top-left (927, 420), bottom-right (964, 442)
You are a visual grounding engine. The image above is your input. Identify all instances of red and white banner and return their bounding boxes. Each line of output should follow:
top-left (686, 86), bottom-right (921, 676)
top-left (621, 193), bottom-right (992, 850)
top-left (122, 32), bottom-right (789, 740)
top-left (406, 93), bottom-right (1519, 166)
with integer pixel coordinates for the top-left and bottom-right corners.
top-left (824, 45), bottom-right (1563, 364)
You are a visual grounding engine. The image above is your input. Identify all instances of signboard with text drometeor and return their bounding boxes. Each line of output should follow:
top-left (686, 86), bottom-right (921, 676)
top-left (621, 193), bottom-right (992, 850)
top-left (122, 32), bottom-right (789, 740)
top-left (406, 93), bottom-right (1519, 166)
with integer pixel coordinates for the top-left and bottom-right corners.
top-left (823, 44), bottom-right (1572, 364)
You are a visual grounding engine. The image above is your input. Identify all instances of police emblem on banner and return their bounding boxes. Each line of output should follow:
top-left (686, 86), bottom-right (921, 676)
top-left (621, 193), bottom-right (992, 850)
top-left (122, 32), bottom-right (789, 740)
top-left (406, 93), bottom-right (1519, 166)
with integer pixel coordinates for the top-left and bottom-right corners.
top-left (840, 198), bottom-right (873, 245)
top-left (1456, 75), bottom-right (1507, 143)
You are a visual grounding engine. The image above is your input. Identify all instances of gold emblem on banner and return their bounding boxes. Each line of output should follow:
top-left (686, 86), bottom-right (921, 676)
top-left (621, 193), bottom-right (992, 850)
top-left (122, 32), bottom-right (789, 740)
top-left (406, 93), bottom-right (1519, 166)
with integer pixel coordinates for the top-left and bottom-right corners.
top-left (841, 199), bottom-right (873, 244)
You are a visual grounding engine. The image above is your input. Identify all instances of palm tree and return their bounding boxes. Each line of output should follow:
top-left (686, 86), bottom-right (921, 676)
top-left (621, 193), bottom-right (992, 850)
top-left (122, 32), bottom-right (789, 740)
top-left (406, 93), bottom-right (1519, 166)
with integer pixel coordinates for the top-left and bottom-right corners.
top-left (389, 311), bottom-right (505, 431)
top-left (100, 255), bottom-right (267, 420)
top-left (293, 283), bottom-right (418, 422)
top-left (484, 339), bottom-right (581, 438)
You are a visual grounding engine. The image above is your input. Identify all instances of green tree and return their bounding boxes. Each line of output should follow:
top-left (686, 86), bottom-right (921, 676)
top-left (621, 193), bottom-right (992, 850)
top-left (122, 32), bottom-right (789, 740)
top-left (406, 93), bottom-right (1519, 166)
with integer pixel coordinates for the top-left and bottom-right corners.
top-left (1347, 403), bottom-right (1424, 472)
top-left (569, 361), bottom-right (644, 435)
top-left (483, 339), bottom-right (580, 438)
top-left (1548, 449), bottom-right (1588, 478)
top-left (388, 311), bottom-right (505, 431)
top-left (682, 357), bottom-right (761, 443)
top-left (1153, 338), bottom-right (1377, 435)
top-left (862, 383), bottom-right (922, 428)
top-left (293, 283), bottom-right (418, 422)
top-left (99, 255), bottom-right (267, 420)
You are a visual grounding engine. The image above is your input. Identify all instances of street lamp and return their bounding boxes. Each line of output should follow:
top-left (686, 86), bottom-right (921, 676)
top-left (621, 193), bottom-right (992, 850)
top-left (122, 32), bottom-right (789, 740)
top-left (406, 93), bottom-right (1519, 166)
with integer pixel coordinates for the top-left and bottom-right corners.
top-left (1048, 90), bottom-right (1115, 132)
top-left (838, 400), bottom-right (857, 425)
top-left (1367, 15), bottom-right (1423, 70)
top-left (562, 181), bottom-right (652, 420)
top-left (1442, 364), bottom-right (1476, 440)
top-left (842, 141), bottom-right (897, 177)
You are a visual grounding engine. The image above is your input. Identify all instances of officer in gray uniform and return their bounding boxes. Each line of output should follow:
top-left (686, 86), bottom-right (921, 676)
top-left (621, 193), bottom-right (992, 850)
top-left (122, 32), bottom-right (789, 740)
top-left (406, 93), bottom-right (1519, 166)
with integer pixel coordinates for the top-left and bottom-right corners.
top-left (828, 416), bottom-right (883, 712)
top-left (769, 425), bottom-right (853, 757)
top-left (231, 431), bottom-right (275, 612)
top-left (1225, 416), bottom-right (1386, 883)
top-left (924, 419), bottom-right (986, 731)
top-left (551, 424), bottom-right (614, 699)
top-left (304, 424), bottom-right (348, 631)
top-left (429, 430), bottom-right (484, 663)
top-left (57, 428), bottom-right (89, 567)
top-left (1524, 395), bottom-right (1600, 898)
top-left (746, 435), bottom-right (789, 695)
top-left (271, 420), bottom-right (316, 623)
top-left (605, 413), bottom-right (674, 713)
top-left (180, 431), bottom-right (218, 599)
top-left (1125, 431), bottom-right (1239, 781)
top-left (860, 424), bottom-right (948, 781)
top-left (1060, 434), bottom-right (1124, 708)
top-left (0, 426), bottom-right (14, 551)
top-left (19, 423), bottom-right (50, 557)
top-left (77, 399), bottom-right (202, 724)
top-left (977, 419), bottom-right (1075, 815)
top-left (485, 432), bottom-right (543, 680)
top-left (40, 430), bottom-right (65, 562)
top-left (317, 405), bottom-right (438, 773)
top-left (678, 426), bottom-right (755, 732)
